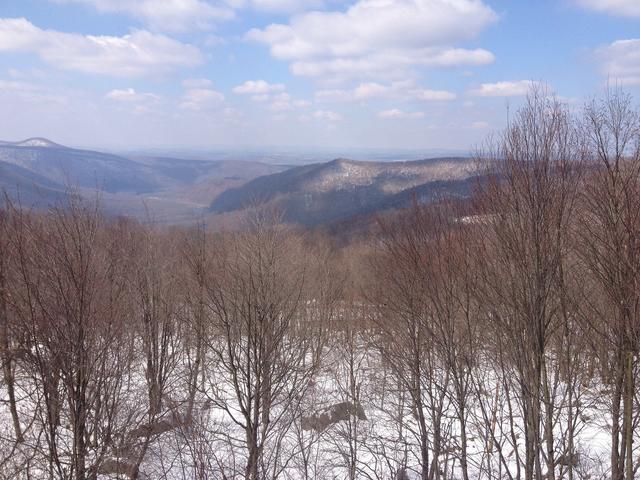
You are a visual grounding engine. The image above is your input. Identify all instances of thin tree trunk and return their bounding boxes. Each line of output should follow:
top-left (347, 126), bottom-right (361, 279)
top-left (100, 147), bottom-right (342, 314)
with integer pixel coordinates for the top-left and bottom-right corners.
top-left (542, 359), bottom-right (556, 480)
top-left (611, 350), bottom-right (624, 480)
top-left (623, 350), bottom-right (633, 480)
top-left (0, 256), bottom-right (22, 442)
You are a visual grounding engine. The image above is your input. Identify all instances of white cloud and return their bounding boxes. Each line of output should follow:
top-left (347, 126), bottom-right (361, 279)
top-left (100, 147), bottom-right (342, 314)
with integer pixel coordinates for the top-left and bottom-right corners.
top-left (0, 79), bottom-right (68, 104)
top-left (269, 92), bottom-right (293, 111)
top-left (315, 89), bottom-right (354, 102)
top-left (48, 0), bottom-right (236, 32)
top-left (313, 109), bottom-right (342, 121)
top-left (249, 0), bottom-right (325, 13)
top-left (233, 79), bottom-right (286, 94)
top-left (247, 0), bottom-right (497, 79)
top-left (316, 80), bottom-right (456, 102)
top-left (468, 80), bottom-right (534, 97)
top-left (293, 99), bottom-right (312, 108)
top-left (204, 34), bottom-right (227, 47)
top-left (182, 78), bottom-right (213, 88)
top-left (595, 39), bottom-right (640, 85)
top-left (353, 82), bottom-right (388, 100)
top-left (180, 88), bottom-right (225, 110)
top-left (413, 88), bottom-right (457, 101)
top-left (470, 120), bottom-right (489, 129)
top-left (105, 88), bottom-right (160, 115)
top-left (287, 49), bottom-right (493, 79)
top-left (0, 18), bottom-right (203, 77)
top-left (378, 109), bottom-right (425, 119)
top-left (105, 88), bottom-right (160, 103)
top-left (575, 0), bottom-right (640, 17)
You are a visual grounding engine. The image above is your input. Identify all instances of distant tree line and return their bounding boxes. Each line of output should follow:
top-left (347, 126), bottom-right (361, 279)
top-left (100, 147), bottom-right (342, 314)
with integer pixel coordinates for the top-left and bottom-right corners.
top-left (0, 87), bottom-right (638, 480)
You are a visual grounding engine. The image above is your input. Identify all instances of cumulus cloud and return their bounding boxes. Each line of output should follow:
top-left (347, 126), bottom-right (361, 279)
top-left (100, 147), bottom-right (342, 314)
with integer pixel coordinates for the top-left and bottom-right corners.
top-left (595, 39), bottom-right (640, 85)
top-left (378, 109), bottom-right (425, 119)
top-left (315, 89), bottom-right (353, 102)
top-left (468, 80), bottom-right (534, 97)
top-left (413, 88), bottom-right (457, 101)
top-left (269, 92), bottom-right (293, 111)
top-left (575, 0), bottom-right (640, 17)
top-left (316, 80), bottom-right (456, 102)
top-left (286, 49), bottom-right (494, 79)
top-left (313, 110), bottom-right (342, 121)
top-left (251, 94), bottom-right (270, 102)
top-left (180, 88), bottom-right (225, 111)
top-left (105, 88), bottom-right (161, 115)
top-left (470, 120), bottom-right (489, 129)
top-left (247, 0), bottom-right (497, 79)
top-left (293, 99), bottom-right (312, 108)
top-left (0, 79), bottom-right (68, 104)
top-left (233, 79), bottom-right (285, 94)
top-left (233, 80), bottom-right (300, 111)
top-left (182, 78), bottom-right (214, 88)
top-left (105, 88), bottom-right (160, 103)
top-left (0, 18), bottom-right (203, 77)
top-left (48, 0), bottom-right (236, 32)
top-left (353, 82), bottom-right (388, 100)
top-left (248, 0), bottom-right (325, 13)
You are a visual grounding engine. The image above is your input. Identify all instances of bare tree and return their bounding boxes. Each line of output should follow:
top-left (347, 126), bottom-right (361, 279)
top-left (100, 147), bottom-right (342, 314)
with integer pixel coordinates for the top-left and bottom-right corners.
top-left (198, 209), bottom-right (332, 480)
top-left (370, 202), bottom-right (456, 480)
top-left (9, 199), bottom-right (134, 480)
top-left (0, 206), bottom-right (24, 444)
top-left (577, 88), bottom-right (640, 480)
top-left (475, 86), bottom-right (583, 480)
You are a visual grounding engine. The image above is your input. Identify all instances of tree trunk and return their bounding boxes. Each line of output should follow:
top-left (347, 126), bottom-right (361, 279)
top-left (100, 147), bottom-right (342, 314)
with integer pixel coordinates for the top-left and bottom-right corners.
top-left (0, 257), bottom-right (22, 442)
top-left (611, 351), bottom-right (624, 480)
top-left (542, 359), bottom-right (556, 480)
top-left (623, 350), bottom-right (634, 480)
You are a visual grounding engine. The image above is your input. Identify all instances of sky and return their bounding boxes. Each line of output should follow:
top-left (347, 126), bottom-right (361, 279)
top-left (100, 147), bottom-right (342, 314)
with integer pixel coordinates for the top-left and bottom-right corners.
top-left (0, 0), bottom-right (639, 152)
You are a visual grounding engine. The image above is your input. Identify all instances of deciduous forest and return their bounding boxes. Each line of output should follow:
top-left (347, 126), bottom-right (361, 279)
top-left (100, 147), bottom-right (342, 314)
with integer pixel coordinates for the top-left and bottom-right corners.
top-left (0, 89), bottom-right (638, 480)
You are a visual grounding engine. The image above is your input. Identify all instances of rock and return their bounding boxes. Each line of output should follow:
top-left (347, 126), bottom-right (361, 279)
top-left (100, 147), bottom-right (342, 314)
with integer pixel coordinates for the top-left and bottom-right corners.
top-left (97, 459), bottom-right (148, 479)
top-left (557, 453), bottom-right (580, 467)
top-left (129, 419), bottom-right (177, 438)
top-left (129, 410), bottom-right (191, 439)
top-left (301, 401), bottom-right (367, 432)
top-left (395, 467), bottom-right (410, 480)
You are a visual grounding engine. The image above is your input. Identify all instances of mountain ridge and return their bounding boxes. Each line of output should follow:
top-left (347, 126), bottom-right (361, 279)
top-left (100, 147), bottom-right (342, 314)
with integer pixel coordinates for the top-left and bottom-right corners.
top-left (210, 156), bottom-right (478, 225)
top-left (0, 139), bottom-right (289, 217)
top-left (0, 137), bottom-right (68, 149)
top-left (0, 139), bottom-right (480, 225)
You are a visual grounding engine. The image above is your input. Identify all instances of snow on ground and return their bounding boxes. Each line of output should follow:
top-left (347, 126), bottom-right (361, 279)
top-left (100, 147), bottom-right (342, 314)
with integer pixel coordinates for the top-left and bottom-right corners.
top-left (0, 338), bottom-right (637, 479)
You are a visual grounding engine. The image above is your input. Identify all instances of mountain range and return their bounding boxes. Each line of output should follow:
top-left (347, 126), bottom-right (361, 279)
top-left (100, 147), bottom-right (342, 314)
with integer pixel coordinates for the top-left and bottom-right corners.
top-left (0, 138), bottom-right (479, 226)
top-left (0, 138), bottom-right (287, 221)
top-left (211, 157), bottom-right (479, 225)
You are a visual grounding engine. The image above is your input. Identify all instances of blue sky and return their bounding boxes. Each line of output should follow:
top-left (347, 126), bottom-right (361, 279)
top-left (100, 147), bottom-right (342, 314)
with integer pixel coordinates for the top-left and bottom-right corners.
top-left (0, 0), bottom-right (638, 152)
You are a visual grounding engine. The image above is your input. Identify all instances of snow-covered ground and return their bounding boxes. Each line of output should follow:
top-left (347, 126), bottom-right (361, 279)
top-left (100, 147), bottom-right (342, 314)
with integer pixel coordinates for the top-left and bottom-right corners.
top-left (0, 337), bottom-right (637, 479)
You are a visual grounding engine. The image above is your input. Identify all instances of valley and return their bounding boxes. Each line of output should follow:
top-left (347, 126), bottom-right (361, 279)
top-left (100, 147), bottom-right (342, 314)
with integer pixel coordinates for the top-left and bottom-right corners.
top-left (0, 138), bottom-right (478, 226)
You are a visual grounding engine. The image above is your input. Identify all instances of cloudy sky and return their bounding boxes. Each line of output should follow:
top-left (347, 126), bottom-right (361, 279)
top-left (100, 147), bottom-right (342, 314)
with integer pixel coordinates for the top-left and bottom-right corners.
top-left (0, 0), bottom-right (638, 151)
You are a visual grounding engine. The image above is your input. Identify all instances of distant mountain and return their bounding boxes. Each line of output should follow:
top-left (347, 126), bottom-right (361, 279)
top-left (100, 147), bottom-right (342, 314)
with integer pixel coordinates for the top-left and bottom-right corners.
top-left (0, 140), bottom-right (163, 194)
top-left (210, 157), bottom-right (479, 225)
top-left (0, 138), bottom-right (68, 148)
top-left (0, 139), bottom-right (291, 219)
top-left (0, 160), bottom-right (69, 207)
top-left (130, 155), bottom-right (287, 203)
top-left (0, 139), bottom-right (481, 225)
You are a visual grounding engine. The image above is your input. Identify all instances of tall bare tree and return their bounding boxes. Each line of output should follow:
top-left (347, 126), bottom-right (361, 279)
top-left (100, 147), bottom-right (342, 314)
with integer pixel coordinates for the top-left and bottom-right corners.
top-left (9, 199), bottom-right (134, 480)
top-left (476, 87), bottom-right (582, 480)
top-left (199, 209), bottom-right (332, 480)
top-left (577, 88), bottom-right (640, 480)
